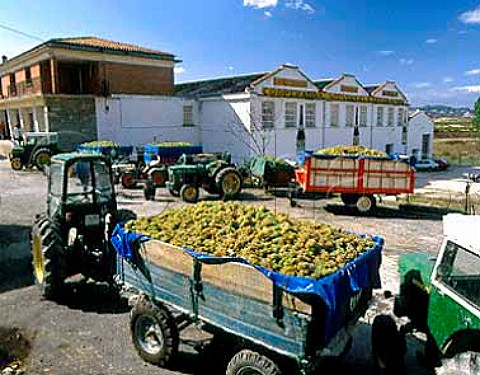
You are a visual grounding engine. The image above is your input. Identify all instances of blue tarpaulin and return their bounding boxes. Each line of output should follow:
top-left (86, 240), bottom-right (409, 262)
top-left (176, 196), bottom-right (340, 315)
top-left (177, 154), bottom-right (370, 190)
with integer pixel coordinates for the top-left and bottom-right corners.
top-left (111, 224), bottom-right (383, 342)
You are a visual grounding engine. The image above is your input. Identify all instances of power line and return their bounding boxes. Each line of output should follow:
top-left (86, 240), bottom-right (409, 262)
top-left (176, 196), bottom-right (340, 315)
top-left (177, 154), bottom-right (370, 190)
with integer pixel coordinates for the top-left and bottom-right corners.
top-left (0, 23), bottom-right (44, 42)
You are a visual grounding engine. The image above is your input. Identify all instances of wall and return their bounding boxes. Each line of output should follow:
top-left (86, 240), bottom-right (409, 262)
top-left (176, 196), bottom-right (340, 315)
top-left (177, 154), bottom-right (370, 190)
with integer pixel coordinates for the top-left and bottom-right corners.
top-left (95, 95), bottom-right (200, 146)
top-left (46, 96), bottom-right (97, 151)
top-left (408, 112), bottom-right (434, 158)
top-left (98, 62), bottom-right (174, 96)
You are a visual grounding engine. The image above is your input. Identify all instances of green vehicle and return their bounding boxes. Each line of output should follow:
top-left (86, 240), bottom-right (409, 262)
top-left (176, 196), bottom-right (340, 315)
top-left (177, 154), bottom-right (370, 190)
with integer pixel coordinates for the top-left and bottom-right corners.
top-left (10, 132), bottom-right (60, 171)
top-left (372, 214), bottom-right (480, 373)
top-left (31, 153), bottom-right (134, 299)
top-left (163, 152), bottom-right (242, 203)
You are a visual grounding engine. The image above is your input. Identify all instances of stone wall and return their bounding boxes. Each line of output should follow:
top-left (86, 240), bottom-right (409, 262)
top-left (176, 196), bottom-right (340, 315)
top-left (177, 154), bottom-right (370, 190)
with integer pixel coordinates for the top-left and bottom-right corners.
top-left (45, 96), bottom-right (97, 151)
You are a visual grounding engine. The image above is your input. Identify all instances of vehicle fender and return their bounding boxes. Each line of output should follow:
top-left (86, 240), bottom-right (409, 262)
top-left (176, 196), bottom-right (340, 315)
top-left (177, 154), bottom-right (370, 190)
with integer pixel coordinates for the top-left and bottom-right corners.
top-left (443, 329), bottom-right (480, 358)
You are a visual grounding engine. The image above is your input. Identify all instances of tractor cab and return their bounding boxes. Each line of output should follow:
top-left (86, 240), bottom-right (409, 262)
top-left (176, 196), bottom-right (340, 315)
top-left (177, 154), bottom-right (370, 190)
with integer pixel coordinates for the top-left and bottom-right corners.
top-left (31, 152), bottom-right (122, 298)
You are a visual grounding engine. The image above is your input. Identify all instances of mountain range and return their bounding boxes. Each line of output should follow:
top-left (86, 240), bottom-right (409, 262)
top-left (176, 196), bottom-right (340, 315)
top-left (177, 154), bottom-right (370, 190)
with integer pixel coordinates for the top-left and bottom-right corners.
top-left (412, 105), bottom-right (473, 119)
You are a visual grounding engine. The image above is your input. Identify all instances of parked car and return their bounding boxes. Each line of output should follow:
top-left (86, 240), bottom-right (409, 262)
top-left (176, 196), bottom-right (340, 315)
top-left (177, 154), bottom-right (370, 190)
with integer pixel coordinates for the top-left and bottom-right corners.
top-left (434, 158), bottom-right (449, 171)
top-left (414, 159), bottom-right (439, 171)
top-left (463, 172), bottom-right (480, 182)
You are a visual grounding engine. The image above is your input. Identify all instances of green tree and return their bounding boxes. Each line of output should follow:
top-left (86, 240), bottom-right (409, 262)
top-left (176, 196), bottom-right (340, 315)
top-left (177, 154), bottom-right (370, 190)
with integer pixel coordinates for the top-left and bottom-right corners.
top-left (474, 97), bottom-right (480, 133)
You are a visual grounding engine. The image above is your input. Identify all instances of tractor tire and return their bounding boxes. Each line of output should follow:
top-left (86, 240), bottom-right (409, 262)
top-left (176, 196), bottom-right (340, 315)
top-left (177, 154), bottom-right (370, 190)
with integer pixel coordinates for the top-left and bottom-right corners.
top-left (121, 171), bottom-right (137, 189)
top-left (149, 169), bottom-right (166, 187)
top-left (10, 158), bottom-right (23, 171)
top-left (226, 349), bottom-right (282, 375)
top-left (216, 167), bottom-right (242, 199)
top-left (372, 314), bottom-right (406, 375)
top-left (31, 218), bottom-right (65, 299)
top-left (180, 184), bottom-right (199, 203)
top-left (130, 297), bottom-right (179, 367)
top-left (32, 148), bottom-right (52, 171)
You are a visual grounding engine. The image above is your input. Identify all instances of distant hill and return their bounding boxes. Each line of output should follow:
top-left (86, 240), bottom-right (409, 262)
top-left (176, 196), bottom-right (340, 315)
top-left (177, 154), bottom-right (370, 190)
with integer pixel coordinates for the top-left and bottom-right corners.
top-left (412, 105), bottom-right (473, 119)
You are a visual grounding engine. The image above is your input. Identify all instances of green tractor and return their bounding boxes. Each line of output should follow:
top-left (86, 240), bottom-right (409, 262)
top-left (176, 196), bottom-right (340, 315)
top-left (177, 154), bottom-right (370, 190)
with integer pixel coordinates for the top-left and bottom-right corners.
top-left (10, 132), bottom-right (60, 171)
top-left (31, 153), bottom-right (134, 299)
top-left (162, 152), bottom-right (242, 203)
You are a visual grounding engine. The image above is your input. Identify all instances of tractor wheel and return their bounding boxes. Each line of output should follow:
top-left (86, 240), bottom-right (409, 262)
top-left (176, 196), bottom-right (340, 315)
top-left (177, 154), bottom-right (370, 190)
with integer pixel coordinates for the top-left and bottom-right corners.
top-left (121, 172), bottom-right (137, 189)
top-left (226, 349), bottom-right (282, 375)
top-left (150, 169), bottom-right (165, 187)
top-left (216, 167), bottom-right (242, 199)
top-left (10, 158), bottom-right (23, 171)
top-left (372, 314), bottom-right (406, 375)
top-left (31, 219), bottom-right (65, 299)
top-left (130, 297), bottom-right (179, 367)
top-left (168, 188), bottom-right (180, 197)
top-left (33, 148), bottom-right (52, 171)
top-left (180, 184), bottom-right (199, 203)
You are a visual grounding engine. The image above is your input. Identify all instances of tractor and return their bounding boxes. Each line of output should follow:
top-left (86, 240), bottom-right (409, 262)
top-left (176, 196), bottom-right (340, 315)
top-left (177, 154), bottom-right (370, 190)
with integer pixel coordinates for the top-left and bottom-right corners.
top-left (30, 152), bottom-right (134, 299)
top-left (163, 152), bottom-right (242, 203)
top-left (10, 132), bottom-right (60, 171)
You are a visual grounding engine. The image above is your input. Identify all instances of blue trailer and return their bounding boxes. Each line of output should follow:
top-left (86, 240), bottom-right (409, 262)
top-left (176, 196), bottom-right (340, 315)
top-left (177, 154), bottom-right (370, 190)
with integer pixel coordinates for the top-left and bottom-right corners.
top-left (111, 226), bottom-right (383, 374)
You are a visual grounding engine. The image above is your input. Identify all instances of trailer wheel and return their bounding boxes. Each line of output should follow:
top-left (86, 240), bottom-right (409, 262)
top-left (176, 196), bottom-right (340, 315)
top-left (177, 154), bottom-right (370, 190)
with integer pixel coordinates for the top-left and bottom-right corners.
top-left (121, 171), bottom-right (137, 189)
top-left (341, 193), bottom-right (358, 206)
top-left (372, 314), bottom-right (406, 375)
top-left (180, 184), bottom-right (199, 203)
top-left (226, 349), bottom-right (282, 375)
top-left (356, 195), bottom-right (376, 213)
top-left (130, 297), bottom-right (179, 367)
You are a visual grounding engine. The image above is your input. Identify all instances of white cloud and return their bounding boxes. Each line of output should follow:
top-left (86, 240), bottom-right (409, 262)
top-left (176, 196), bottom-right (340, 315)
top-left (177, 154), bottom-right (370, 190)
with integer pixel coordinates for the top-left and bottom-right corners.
top-left (443, 77), bottom-right (454, 83)
top-left (465, 68), bottom-right (480, 76)
top-left (174, 66), bottom-right (185, 74)
top-left (226, 65), bottom-right (234, 71)
top-left (377, 50), bottom-right (394, 56)
top-left (399, 58), bottom-right (414, 65)
top-left (453, 85), bottom-right (480, 93)
top-left (413, 82), bottom-right (432, 89)
top-left (244, 0), bottom-right (278, 9)
top-left (264, 10), bottom-right (273, 17)
top-left (425, 38), bottom-right (438, 44)
top-left (459, 6), bottom-right (480, 24)
top-left (285, 0), bottom-right (315, 14)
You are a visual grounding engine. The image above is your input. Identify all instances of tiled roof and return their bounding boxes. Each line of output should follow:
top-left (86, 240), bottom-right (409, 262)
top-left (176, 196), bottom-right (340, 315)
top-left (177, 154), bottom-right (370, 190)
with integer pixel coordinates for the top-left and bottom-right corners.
top-left (175, 73), bottom-right (268, 97)
top-left (314, 79), bottom-right (334, 90)
top-left (47, 36), bottom-right (176, 60)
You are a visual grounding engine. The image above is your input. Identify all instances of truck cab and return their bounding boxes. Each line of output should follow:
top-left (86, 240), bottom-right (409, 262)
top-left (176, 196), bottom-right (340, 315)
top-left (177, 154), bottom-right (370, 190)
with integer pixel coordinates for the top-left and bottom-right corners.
top-left (394, 214), bottom-right (480, 366)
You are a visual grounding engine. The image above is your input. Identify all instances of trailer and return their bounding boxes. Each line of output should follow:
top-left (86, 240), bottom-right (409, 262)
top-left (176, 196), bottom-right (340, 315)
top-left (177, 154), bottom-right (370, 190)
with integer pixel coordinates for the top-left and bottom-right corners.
top-left (290, 154), bottom-right (415, 213)
top-left (111, 225), bottom-right (383, 374)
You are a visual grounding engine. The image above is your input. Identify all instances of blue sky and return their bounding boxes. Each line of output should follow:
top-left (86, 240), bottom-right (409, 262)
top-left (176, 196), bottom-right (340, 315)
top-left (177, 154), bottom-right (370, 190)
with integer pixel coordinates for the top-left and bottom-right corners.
top-left (1, 0), bottom-right (480, 107)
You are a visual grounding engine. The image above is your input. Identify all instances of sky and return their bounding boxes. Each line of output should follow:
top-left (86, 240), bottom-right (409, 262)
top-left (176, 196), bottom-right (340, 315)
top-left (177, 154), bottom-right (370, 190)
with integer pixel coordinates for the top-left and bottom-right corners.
top-left (1, 0), bottom-right (480, 107)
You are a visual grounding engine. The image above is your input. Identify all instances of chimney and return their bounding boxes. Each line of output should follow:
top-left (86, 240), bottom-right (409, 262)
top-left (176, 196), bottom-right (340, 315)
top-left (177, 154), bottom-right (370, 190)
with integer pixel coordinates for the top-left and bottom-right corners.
top-left (1, 56), bottom-right (7, 64)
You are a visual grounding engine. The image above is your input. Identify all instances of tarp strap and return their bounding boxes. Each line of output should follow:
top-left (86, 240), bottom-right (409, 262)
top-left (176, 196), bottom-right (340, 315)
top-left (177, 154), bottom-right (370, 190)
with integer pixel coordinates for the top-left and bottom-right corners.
top-left (190, 258), bottom-right (204, 322)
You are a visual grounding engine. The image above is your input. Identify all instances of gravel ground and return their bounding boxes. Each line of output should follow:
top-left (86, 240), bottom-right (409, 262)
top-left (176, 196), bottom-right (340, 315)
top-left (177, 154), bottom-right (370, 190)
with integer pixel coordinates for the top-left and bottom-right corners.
top-left (0, 160), bottom-right (457, 374)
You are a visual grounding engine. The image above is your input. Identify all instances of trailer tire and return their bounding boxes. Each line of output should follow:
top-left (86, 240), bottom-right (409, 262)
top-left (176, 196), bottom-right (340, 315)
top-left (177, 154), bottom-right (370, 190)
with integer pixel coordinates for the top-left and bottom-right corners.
top-left (130, 297), bottom-right (179, 367)
top-left (180, 184), bottom-right (199, 203)
top-left (356, 195), bottom-right (376, 213)
top-left (121, 171), bottom-right (137, 189)
top-left (341, 193), bottom-right (358, 206)
top-left (372, 314), bottom-right (406, 375)
top-left (226, 349), bottom-right (282, 375)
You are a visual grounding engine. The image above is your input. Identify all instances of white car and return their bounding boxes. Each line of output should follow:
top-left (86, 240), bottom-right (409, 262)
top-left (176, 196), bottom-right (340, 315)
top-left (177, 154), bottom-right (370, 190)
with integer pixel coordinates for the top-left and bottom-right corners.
top-left (414, 159), bottom-right (439, 171)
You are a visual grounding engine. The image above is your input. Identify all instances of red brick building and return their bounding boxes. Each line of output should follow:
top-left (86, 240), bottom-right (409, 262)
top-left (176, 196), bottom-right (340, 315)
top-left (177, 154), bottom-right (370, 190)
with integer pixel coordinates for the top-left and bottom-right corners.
top-left (0, 36), bottom-right (179, 148)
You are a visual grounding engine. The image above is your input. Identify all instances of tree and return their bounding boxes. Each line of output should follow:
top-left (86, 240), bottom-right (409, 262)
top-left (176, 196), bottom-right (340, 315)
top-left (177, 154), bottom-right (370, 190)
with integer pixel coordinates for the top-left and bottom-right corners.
top-left (474, 97), bottom-right (480, 134)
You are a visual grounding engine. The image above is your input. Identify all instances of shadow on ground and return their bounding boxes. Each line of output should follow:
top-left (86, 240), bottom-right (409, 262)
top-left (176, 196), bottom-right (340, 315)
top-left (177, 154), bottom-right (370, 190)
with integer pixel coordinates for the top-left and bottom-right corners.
top-left (324, 203), bottom-right (448, 221)
top-left (0, 224), bottom-right (34, 294)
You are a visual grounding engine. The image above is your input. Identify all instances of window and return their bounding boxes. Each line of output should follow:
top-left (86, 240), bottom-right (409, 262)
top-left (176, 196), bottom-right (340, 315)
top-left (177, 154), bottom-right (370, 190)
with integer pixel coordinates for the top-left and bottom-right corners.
top-left (397, 108), bottom-right (404, 127)
top-left (387, 107), bottom-right (394, 127)
top-left (436, 241), bottom-right (480, 308)
top-left (25, 67), bottom-right (32, 86)
top-left (376, 107), bottom-right (384, 127)
top-left (9, 73), bottom-right (16, 95)
top-left (345, 104), bottom-right (355, 127)
top-left (330, 103), bottom-right (339, 127)
top-left (261, 101), bottom-right (275, 129)
top-left (285, 102), bottom-right (297, 128)
top-left (183, 104), bottom-right (194, 126)
top-left (305, 102), bottom-right (316, 127)
top-left (360, 106), bottom-right (368, 127)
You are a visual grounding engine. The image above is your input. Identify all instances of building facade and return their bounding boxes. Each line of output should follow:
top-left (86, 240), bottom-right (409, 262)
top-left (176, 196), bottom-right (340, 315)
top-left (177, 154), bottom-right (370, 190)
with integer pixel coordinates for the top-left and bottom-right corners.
top-left (0, 37), bottom-right (179, 149)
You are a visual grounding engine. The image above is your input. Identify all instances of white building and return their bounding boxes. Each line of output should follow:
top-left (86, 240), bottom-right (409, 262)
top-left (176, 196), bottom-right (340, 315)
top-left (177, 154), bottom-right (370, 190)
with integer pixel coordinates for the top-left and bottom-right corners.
top-left (96, 64), bottom-right (433, 163)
